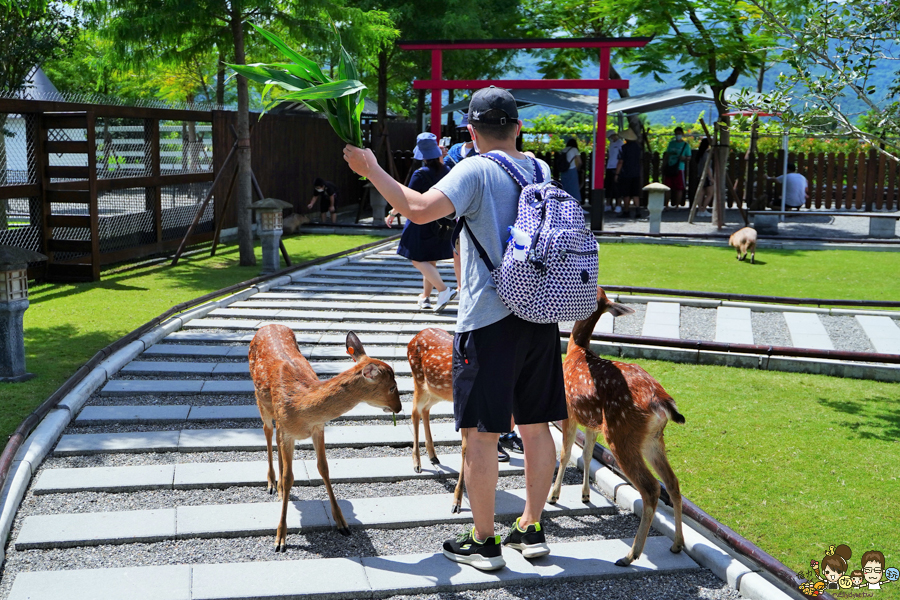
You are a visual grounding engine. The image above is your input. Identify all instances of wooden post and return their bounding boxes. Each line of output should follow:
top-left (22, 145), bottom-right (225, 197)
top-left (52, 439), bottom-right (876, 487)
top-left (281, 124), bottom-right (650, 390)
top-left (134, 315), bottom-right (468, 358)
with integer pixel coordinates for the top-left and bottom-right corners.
top-left (145, 118), bottom-right (162, 243)
top-left (86, 111), bottom-right (100, 281)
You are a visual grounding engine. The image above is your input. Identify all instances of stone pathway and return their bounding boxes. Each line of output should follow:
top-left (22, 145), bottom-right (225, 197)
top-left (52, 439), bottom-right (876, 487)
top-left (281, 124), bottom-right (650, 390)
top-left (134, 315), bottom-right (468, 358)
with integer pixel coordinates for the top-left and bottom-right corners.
top-left (4, 242), bottom-right (895, 600)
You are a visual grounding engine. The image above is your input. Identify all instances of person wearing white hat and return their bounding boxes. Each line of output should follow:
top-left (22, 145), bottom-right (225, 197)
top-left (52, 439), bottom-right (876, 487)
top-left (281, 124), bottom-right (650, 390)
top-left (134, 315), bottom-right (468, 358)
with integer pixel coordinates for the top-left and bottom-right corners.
top-left (386, 132), bottom-right (457, 312)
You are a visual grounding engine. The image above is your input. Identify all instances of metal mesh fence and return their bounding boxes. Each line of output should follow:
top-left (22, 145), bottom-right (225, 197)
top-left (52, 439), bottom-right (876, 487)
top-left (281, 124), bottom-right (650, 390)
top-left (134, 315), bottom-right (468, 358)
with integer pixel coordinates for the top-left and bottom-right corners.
top-left (96, 117), bottom-right (151, 179)
top-left (161, 121), bottom-right (214, 175)
top-left (0, 197), bottom-right (41, 252)
top-left (160, 182), bottom-right (214, 241)
top-left (1, 113), bottom-right (34, 186)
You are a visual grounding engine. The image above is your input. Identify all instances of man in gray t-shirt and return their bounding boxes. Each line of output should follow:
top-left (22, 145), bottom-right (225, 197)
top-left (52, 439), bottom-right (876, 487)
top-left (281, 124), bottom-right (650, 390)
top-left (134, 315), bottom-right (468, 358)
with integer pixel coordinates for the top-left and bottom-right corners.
top-left (344, 87), bottom-right (567, 572)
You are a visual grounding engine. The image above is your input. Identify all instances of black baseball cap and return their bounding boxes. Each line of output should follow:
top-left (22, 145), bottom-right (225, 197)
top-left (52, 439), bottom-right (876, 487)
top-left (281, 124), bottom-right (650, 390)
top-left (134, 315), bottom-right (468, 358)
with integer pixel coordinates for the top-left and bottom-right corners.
top-left (468, 87), bottom-right (518, 124)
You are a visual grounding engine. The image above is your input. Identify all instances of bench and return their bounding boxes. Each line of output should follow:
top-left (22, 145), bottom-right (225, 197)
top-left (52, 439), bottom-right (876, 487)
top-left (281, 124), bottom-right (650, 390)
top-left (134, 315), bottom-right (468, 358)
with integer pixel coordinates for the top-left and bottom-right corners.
top-left (747, 210), bottom-right (900, 238)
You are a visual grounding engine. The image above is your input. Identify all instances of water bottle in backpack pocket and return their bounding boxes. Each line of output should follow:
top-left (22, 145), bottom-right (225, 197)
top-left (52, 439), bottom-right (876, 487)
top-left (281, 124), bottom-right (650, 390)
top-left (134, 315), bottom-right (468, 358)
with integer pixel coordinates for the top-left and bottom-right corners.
top-left (454, 152), bottom-right (599, 324)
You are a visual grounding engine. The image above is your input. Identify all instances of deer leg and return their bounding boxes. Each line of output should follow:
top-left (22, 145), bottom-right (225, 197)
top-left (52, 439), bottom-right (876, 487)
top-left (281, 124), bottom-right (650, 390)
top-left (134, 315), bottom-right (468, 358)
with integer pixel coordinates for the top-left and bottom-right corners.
top-left (549, 417), bottom-right (577, 504)
top-left (313, 428), bottom-right (350, 536)
top-left (612, 443), bottom-right (661, 567)
top-left (263, 419), bottom-right (276, 495)
top-left (423, 408), bottom-right (439, 465)
top-left (647, 434), bottom-right (684, 555)
top-left (411, 404), bottom-right (423, 474)
top-left (274, 433), bottom-right (294, 552)
top-left (452, 428), bottom-right (467, 514)
top-left (275, 428), bottom-right (287, 500)
top-left (580, 428), bottom-right (599, 504)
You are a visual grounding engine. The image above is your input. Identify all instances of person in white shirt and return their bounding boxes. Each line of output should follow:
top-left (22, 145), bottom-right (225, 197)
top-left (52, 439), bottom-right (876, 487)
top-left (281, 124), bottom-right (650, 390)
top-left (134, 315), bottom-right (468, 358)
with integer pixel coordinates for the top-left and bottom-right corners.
top-left (769, 162), bottom-right (809, 209)
top-left (604, 130), bottom-right (623, 212)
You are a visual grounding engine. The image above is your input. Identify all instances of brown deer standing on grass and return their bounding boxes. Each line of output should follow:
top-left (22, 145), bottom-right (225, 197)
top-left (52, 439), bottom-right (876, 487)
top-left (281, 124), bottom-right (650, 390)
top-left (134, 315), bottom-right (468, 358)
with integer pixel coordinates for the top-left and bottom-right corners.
top-left (549, 287), bottom-right (686, 567)
top-left (405, 327), bottom-right (468, 513)
top-left (249, 324), bottom-right (402, 551)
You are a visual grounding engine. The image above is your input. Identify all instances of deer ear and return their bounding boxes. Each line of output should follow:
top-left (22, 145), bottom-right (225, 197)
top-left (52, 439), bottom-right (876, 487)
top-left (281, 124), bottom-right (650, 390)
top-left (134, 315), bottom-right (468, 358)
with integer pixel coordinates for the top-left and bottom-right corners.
top-left (362, 363), bottom-right (380, 381)
top-left (346, 332), bottom-right (367, 362)
top-left (606, 302), bottom-right (636, 318)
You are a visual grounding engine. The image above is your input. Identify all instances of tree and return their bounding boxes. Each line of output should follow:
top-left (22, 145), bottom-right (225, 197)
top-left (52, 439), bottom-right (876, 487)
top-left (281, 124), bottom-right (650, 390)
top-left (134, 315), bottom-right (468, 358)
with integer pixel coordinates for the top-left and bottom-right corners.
top-left (741, 0), bottom-right (900, 162)
top-left (0, 1), bottom-right (76, 229)
top-left (89, 0), bottom-right (390, 265)
top-left (587, 0), bottom-right (781, 225)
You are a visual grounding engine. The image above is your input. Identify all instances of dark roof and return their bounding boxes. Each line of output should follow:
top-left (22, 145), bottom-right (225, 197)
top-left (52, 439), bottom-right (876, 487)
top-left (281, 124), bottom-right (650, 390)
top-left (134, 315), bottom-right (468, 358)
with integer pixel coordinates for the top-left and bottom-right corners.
top-left (274, 97), bottom-right (397, 119)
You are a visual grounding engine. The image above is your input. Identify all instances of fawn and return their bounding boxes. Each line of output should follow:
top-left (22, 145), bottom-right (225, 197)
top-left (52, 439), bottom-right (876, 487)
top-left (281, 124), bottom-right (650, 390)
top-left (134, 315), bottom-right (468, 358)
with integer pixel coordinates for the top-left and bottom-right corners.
top-left (249, 324), bottom-right (402, 551)
top-left (549, 287), bottom-right (686, 567)
top-left (729, 226), bottom-right (757, 264)
top-left (406, 327), bottom-right (468, 513)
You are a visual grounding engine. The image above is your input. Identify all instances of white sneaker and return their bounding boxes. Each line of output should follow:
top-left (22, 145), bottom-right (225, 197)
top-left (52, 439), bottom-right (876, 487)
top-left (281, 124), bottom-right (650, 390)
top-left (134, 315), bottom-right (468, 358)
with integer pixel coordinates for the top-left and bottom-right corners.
top-left (434, 287), bottom-right (457, 312)
top-left (417, 296), bottom-right (432, 310)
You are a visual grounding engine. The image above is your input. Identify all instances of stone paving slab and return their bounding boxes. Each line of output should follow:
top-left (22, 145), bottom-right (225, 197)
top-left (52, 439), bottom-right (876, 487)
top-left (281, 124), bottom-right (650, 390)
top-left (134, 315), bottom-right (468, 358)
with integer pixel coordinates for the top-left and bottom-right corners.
top-left (783, 312), bottom-right (834, 350)
top-left (100, 377), bottom-right (417, 396)
top-left (594, 312), bottom-right (614, 334)
top-left (54, 431), bottom-right (181, 456)
top-left (183, 318), bottom-right (454, 335)
top-left (54, 422), bottom-right (458, 456)
top-left (34, 452), bottom-right (511, 494)
top-left (308, 271), bottom-right (457, 284)
top-left (164, 331), bottom-right (320, 343)
top-left (642, 302), bottom-right (681, 339)
top-left (34, 464), bottom-right (176, 494)
top-left (856, 315), bottom-right (900, 354)
top-left (15, 508), bottom-right (176, 549)
top-left (75, 405), bottom-right (191, 424)
top-left (192, 557), bottom-right (367, 600)
top-left (142, 344), bottom-right (233, 357)
top-left (8, 536), bottom-right (698, 600)
top-left (16, 485), bottom-right (603, 548)
top-left (100, 380), bottom-right (205, 396)
top-left (8, 565), bottom-right (191, 600)
top-left (176, 499), bottom-right (333, 538)
top-left (230, 300), bottom-right (459, 315)
top-left (714, 306), bottom-right (754, 344)
top-left (120, 361), bottom-right (215, 375)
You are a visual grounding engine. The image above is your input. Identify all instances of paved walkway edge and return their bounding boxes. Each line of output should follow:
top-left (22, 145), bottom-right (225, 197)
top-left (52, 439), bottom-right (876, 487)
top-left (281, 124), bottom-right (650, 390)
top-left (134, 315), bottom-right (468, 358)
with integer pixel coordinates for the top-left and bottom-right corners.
top-left (548, 428), bottom-right (799, 600)
top-left (0, 238), bottom-right (401, 569)
top-left (577, 339), bottom-right (900, 383)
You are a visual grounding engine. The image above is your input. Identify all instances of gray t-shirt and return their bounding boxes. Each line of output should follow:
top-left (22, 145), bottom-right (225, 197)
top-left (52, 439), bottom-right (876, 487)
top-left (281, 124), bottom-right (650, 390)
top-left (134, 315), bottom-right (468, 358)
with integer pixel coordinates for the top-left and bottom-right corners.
top-left (433, 152), bottom-right (551, 332)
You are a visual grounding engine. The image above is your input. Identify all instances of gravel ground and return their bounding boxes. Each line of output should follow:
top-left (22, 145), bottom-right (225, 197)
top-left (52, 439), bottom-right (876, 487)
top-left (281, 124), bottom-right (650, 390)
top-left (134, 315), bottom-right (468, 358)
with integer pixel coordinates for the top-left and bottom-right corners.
top-left (751, 312), bottom-right (792, 347)
top-left (611, 304), bottom-right (645, 336)
top-left (820, 315), bottom-right (877, 353)
top-left (679, 307), bottom-right (716, 341)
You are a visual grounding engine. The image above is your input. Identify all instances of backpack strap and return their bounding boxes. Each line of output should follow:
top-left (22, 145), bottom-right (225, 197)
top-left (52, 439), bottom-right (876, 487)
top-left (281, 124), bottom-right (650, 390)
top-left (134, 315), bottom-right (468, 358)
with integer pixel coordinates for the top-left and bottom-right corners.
top-left (452, 217), bottom-right (495, 272)
top-left (479, 152), bottom-right (545, 186)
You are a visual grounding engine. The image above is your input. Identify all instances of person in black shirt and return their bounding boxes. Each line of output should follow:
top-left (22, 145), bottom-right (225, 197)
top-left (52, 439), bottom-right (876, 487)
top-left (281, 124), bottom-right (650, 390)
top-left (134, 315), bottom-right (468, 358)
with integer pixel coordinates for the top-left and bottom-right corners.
top-left (308, 177), bottom-right (338, 223)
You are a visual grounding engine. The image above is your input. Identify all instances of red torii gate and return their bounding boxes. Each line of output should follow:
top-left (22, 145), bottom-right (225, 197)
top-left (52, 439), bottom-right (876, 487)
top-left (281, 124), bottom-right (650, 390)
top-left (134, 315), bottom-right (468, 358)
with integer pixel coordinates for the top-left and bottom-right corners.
top-left (398, 37), bottom-right (651, 230)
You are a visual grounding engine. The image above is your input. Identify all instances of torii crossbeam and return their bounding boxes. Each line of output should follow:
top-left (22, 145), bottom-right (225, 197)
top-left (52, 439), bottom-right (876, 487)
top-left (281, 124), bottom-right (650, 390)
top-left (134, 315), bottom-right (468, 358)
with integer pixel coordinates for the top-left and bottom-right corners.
top-left (398, 37), bottom-right (651, 230)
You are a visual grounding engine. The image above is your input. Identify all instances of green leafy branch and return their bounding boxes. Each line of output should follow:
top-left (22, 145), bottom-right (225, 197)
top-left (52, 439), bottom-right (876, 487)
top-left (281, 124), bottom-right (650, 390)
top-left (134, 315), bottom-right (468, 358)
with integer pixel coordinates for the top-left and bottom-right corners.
top-left (227, 22), bottom-right (367, 148)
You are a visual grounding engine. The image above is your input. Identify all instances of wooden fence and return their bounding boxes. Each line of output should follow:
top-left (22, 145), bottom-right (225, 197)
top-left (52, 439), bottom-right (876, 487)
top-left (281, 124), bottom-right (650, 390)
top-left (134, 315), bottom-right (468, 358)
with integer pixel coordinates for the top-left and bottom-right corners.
top-left (0, 97), bottom-right (217, 282)
top-left (528, 147), bottom-right (899, 211)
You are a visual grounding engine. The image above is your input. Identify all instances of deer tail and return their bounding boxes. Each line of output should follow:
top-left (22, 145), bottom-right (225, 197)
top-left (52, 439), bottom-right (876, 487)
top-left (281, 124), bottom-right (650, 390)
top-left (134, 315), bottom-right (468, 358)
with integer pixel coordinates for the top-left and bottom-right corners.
top-left (653, 392), bottom-right (686, 425)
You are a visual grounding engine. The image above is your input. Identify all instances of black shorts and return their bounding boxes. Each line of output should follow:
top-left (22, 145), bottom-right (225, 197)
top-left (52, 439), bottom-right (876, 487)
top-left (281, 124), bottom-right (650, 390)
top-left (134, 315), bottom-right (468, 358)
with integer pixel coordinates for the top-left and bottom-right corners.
top-left (452, 314), bottom-right (568, 433)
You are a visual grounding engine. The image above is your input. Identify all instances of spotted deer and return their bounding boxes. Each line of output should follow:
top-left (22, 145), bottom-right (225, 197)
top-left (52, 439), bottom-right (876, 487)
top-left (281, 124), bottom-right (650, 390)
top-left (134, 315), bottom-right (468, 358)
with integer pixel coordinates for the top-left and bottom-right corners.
top-left (249, 324), bottom-right (402, 551)
top-left (549, 287), bottom-right (686, 566)
top-left (405, 327), bottom-right (468, 513)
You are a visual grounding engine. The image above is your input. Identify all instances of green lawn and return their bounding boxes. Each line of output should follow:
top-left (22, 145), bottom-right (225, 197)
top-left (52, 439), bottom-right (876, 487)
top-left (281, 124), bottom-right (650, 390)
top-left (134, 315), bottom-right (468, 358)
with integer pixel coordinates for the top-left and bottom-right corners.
top-left (597, 242), bottom-right (900, 304)
top-left (623, 358), bottom-right (899, 594)
top-left (4, 234), bottom-right (382, 439)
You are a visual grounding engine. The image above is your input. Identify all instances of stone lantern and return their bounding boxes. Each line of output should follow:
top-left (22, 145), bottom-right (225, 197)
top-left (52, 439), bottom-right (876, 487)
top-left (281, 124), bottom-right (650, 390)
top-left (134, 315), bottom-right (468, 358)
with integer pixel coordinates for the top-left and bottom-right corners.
top-left (1, 245), bottom-right (47, 383)
top-left (643, 182), bottom-right (670, 235)
top-left (250, 198), bottom-right (292, 275)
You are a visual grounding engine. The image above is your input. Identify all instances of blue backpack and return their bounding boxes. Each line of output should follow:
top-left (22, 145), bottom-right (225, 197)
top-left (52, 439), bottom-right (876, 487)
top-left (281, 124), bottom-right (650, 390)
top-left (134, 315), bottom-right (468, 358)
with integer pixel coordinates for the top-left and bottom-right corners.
top-left (454, 152), bottom-right (599, 324)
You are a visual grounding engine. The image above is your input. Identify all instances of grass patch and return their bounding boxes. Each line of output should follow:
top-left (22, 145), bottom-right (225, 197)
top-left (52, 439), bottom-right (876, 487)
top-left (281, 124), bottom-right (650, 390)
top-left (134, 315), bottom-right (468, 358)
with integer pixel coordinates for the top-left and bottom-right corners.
top-left (4, 234), bottom-right (382, 440)
top-left (597, 243), bottom-right (900, 303)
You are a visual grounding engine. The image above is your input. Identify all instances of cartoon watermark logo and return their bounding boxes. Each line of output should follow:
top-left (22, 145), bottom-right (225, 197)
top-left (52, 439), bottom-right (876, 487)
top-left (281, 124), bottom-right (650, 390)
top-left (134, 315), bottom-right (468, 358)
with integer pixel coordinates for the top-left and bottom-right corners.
top-left (797, 544), bottom-right (898, 597)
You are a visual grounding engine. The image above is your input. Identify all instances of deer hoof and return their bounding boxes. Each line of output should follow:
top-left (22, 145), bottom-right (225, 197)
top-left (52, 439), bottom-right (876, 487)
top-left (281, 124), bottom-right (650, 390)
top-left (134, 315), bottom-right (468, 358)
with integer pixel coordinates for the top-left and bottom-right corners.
top-left (670, 542), bottom-right (684, 554)
top-left (451, 503), bottom-right (461, 514)
top-left (547, 495), bottom-right (558, 505)
top-left (615, 557), bottom-right (633, 567)
top-left (337, 526), bottom-right (351, 537)
top-left (413, 465), bottom-right (422, 474)
top-left (430, 456), bottom-right (441, 465)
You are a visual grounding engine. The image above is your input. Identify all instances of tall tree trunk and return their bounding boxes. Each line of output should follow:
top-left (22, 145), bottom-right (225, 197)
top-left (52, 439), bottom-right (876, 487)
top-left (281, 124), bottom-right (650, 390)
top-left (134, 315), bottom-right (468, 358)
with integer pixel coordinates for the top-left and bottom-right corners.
top-left (713, 106), bottom-right (730, 230)
top-left (376, 48), bottom-right (387, 126)
top-left (756, 54), bottom-right (767, 94)
top-left (216, 47), bottom-right (226, 106)
top-left (416, 89), bottom-right (425, 133)
top-left (231, 7), bottom-right (255, 266)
